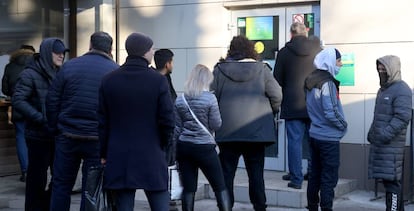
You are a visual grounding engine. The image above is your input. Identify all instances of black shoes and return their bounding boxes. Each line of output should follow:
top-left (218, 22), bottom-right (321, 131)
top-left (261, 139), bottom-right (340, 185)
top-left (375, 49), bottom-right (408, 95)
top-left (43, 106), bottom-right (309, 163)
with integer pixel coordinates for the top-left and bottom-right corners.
top-left (282, 174), bottom-right (291, 181)
top-left (19, 172), bottom-right (26, 182)
top-left (287, 182), bottom-right (302, 189)
top-left (282, 173), bottom-right (309, 181)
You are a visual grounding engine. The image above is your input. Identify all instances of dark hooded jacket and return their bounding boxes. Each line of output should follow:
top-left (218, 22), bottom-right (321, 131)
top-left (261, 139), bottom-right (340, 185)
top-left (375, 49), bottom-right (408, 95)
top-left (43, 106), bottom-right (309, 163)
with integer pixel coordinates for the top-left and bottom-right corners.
top-left (368, 55), bottom-right (412, 181)
top-left (274, 35), bottom-right (320, 119)
top-left (211, 59), bottom-right (282, 144)
top-left (2, 48), bottom-right (34, 122)
top-left (12, 38), bottom-right (65, 141)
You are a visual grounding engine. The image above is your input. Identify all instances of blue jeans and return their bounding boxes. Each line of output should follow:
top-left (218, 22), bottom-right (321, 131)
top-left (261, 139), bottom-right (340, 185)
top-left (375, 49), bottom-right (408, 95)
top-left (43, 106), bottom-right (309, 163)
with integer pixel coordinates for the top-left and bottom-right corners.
top-left (218, 142), bottom-right (267, 211)
top-left (307, 137), bottom-right (339, 210)
top-left (50, 135), bottom-right (100, 211)
top-left (286, 119), bottom-right (310, 186)
top-left (14, 121), bottom-right (28, 172)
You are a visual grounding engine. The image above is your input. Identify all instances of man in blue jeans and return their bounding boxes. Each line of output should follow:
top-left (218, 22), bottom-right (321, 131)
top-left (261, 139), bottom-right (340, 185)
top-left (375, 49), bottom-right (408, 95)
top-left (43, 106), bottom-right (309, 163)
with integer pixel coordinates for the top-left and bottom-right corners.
top-left (46, 31), bottom-right (119, 211)
top-left (274, 22), bottom-right (320, 189)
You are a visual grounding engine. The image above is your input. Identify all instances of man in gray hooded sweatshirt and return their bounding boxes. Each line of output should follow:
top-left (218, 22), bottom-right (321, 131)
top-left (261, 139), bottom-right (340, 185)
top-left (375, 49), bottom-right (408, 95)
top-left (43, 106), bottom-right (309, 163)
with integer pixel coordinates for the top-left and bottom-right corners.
top-left (368, 55), bottom-right (411, 211)
top-left (304, 47), bottom-right (348, 211)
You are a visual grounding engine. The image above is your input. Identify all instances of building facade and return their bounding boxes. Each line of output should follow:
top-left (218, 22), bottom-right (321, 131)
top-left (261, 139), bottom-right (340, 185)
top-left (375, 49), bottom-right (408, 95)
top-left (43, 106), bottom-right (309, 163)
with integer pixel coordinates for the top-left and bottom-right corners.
top-left (1, 0), bottom-right (413, 192)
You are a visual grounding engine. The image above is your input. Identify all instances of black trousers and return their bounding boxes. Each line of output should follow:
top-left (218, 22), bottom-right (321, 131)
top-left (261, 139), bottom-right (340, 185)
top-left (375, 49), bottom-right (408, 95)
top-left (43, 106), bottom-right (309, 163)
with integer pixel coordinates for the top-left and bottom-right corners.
top-left (25, 138), bottom-right (55, 211)
top-left (176, 141), bottom-right (226, 193)
top-left (218, 142), bottom-right (267, 211)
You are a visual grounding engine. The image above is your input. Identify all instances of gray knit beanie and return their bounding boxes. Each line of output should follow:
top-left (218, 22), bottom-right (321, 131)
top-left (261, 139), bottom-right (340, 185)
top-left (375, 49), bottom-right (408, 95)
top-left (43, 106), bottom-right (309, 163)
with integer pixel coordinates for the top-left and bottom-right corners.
top-left (125, 32), bottom-right (153, 56)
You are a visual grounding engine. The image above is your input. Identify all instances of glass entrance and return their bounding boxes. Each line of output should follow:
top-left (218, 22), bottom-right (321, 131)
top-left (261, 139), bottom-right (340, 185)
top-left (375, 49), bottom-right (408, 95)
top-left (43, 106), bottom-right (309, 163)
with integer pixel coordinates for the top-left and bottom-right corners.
top-left (231, 5), bottom-right (320, 171)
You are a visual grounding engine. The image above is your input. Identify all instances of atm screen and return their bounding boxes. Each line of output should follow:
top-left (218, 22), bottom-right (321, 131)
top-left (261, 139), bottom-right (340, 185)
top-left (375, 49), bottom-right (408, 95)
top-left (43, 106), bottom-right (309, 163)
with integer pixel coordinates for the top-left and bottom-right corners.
top-left (238, 16), bottom-right (279, 61)
top-left (245, 16), bottom-right (273, 40)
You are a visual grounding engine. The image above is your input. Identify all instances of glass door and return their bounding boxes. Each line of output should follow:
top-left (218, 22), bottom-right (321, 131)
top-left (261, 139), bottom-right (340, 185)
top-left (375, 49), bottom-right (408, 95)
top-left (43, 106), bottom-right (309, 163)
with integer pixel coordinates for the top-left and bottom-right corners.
top-left (230, 5), bottom-right (320, 171)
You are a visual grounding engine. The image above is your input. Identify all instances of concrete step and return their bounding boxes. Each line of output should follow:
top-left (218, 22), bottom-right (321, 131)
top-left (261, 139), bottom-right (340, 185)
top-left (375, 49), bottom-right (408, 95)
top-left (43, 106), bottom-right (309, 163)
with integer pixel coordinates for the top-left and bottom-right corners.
top-left (137, 169), bottom-right (358, 208)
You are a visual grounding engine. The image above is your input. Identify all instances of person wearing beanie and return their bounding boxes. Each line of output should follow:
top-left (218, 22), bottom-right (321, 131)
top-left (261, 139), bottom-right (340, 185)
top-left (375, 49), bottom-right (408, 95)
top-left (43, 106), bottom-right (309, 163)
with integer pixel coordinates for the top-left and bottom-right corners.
top-left (368, 55), bottom-right (411, 211)
top-left (99, 32), bottom-right (174, 210)
top-left (125, 32), bottom-right (154, 62)
top-left (12, 37), bottom-right (68, 211)
top-left (304, 47), bottom-right (348, 211)
top-left (46, 31), bottom-right (119, 211)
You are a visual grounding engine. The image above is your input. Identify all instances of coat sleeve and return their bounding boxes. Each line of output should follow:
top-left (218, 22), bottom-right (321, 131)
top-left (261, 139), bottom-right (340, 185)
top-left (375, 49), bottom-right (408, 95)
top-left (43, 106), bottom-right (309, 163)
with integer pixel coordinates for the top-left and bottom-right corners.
top-left (273, 49), bottom-right (284, 86)
top-left (157, 77), bottom-right (175, 148)
top-left (46, 69), bottom-right (65, 135)
top-left (2, 65), bottom-right (10, 96)
top-left (373, 88), bottom-right (412, 144)
top-left (12, 69), bottom-right (44, 123)
top-left (98, 83), bottom-right (109, 159)
top-left (320, 81), bottom-right (347, 130)
top-left (264, 67), bottom-right (283, 114)
top-left (208, 94), bottom-right (222, 131)
top-left (210, 65), bottom-right (220, 98)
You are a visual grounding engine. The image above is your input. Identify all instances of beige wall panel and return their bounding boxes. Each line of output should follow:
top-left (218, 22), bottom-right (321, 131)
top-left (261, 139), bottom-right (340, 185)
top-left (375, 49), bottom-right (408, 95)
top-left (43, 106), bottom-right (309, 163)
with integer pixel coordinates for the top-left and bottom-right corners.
top-left (119, 3), bottom-right (229, 50)
top-left (321, 0), bottom-right (414, 44)
top-left (340, 94), bottom-right (366, 144)
top-left (165, 49), bottom-right (188, 93)
top-left (120, 0), bottom-right (221, 8)
top-left (324, 42), bottom-right (414, 94)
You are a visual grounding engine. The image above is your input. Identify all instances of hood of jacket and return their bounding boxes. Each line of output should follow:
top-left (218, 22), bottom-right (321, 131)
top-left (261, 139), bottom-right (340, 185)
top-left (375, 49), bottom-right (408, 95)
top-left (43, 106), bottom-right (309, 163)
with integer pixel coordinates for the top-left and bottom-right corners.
top-left (215, 59), bottom-right (269, 82)
top-left (285, 35), bottom-right (313, 56)
top-left (9, 49), bottom-right (34, 65)
top-left (313, 47), bottom-right (338, 77)
top-left (27, 38), bottom-right (64, 79)
top-left (376, 55), bottom-right (401, 88)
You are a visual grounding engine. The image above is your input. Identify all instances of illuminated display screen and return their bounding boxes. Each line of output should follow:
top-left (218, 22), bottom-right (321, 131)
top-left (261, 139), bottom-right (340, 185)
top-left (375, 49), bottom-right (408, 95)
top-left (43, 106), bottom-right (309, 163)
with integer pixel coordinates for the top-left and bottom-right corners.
top-left (245, 16), bottom-right (273, 40)
top-left (238, 16), bottom-right (279, 60)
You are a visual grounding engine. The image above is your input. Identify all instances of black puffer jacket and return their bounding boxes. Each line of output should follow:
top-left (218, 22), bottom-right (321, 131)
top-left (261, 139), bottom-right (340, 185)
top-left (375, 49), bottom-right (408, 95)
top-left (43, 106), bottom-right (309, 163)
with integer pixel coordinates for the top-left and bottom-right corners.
top-left (2, 48), bottom-right (34, 122)
top-left (367, 55), bottom-right (412, 181)
top-left (274, 35), bottom-right (320, 119)
top-left (12, 38), bottom-right (65, 140)
top-left (46, 51), bottom-right (119, 138)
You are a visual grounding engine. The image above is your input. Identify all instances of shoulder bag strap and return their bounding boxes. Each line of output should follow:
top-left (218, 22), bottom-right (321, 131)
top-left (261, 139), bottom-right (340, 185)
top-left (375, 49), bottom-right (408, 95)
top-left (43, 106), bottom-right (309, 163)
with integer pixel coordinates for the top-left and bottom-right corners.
top-left (181, 94), bottom-right (214, 138)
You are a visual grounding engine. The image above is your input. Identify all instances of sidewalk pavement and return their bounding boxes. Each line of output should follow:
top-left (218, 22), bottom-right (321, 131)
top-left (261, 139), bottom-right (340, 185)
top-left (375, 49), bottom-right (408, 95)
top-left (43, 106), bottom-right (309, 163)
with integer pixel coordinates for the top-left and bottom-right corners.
top-left (0, 172), bottom-right (413, 211)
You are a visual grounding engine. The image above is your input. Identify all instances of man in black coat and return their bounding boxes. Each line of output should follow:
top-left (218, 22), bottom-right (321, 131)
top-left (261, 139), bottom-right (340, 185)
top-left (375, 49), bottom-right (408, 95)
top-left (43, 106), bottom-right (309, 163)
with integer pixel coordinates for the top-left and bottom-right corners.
top-left (2, 44), bottom-right (35, 182)
top-left (274, 22), bottom-right (321, 189)
top-left (99, 32), bottom-right (174, 211)
top-left (46, 31), bottom-right (119, 211)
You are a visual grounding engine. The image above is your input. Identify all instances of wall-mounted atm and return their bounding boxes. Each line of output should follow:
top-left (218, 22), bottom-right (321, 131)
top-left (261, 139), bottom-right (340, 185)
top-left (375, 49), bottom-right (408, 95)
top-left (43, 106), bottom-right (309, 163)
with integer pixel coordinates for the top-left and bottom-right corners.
top-left (231, 5), bottom-right (320, 171)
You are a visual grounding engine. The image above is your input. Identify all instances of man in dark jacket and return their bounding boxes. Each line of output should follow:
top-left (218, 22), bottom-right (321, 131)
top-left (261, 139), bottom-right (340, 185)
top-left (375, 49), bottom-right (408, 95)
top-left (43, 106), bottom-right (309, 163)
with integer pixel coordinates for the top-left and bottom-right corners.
top-left (273, 22), bottom-right (321, 189)
top-left (2, 44), bottom-right (35, 182)
top-left (368, 55), bottom-right (411, 211)
top-left (13, 37), bottom-right (68, 211)
top-left (46, 31), bottom-right (119, 211)
top-left (99, 32), bottom-right (174, 211)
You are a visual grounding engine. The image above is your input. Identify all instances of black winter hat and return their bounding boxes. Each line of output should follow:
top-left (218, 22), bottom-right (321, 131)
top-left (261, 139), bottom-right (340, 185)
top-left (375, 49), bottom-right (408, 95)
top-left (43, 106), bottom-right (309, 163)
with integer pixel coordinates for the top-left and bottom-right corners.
top-left (335, 48), bottom-right (341, 59)
top-left (125, 32), bottom-right (153, 57)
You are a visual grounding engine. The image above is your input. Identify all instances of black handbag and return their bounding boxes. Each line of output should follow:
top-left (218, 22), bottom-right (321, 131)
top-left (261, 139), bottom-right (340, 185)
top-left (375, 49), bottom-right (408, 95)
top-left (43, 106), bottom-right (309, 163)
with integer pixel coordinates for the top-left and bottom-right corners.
top-left (84, 165), bottom-right (115, 211)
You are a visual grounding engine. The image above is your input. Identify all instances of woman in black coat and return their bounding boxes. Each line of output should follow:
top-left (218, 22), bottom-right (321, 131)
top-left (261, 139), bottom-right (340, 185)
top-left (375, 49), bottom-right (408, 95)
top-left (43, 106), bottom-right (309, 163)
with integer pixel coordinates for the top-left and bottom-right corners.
top-left (98, 32), bottom-right (174, 211)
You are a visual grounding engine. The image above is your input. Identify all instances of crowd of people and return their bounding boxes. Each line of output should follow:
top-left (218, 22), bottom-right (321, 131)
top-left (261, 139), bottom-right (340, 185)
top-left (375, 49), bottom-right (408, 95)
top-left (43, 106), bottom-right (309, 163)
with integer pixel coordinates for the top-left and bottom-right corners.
top-left (0, 21), bottom-right (410, 211)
